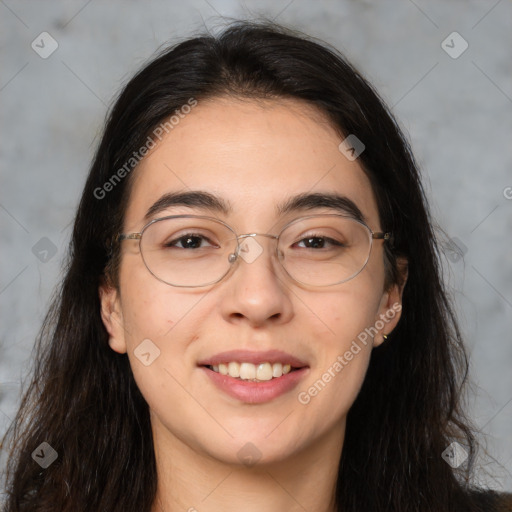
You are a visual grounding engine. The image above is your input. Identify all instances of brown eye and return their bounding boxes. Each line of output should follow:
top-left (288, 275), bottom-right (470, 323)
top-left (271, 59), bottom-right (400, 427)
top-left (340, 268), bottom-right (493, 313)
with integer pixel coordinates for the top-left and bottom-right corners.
top-left (165, 234), bottom-right (218, 249)
top-left (294, 236), bottom-right (344, 249)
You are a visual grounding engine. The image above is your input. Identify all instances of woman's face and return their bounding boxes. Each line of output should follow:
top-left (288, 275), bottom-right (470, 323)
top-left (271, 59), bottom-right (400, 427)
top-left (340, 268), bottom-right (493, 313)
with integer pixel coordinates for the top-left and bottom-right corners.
top-left (100, 97), bottom-right (404, 467)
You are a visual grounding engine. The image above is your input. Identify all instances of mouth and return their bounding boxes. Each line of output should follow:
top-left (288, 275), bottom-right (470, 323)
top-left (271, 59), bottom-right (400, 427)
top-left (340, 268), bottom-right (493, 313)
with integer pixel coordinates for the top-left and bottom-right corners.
top-left (198, 349), bottom-right (308, 380)
top-left (197, 350), bottom-right (309, 403)
top-left (203, 362), bottom-right (301, 382)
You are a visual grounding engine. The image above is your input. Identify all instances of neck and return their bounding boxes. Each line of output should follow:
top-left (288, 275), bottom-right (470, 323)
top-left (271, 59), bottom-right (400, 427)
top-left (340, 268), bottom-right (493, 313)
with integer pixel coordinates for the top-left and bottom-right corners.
top-left (150, 418), bottom-right (344, 512)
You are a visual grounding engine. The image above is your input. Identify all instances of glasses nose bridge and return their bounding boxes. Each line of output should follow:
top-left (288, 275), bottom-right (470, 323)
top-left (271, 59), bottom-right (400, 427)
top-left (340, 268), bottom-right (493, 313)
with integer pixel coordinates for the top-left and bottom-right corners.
top-left (236, 232), bottom-right (280, 253)
top-left (237, 232), bottom-right (279, 242)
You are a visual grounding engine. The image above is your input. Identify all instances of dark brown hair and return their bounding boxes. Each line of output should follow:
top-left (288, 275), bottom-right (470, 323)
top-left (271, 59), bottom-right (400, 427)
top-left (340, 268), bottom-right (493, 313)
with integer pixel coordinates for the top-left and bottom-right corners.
top-left (1, 20), bottom-right (499, 511)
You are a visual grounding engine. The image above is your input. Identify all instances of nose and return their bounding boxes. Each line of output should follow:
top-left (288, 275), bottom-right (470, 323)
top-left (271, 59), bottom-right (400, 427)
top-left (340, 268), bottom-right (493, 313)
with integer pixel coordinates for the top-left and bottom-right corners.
top-left (220, 234), bottom-right (294, 327)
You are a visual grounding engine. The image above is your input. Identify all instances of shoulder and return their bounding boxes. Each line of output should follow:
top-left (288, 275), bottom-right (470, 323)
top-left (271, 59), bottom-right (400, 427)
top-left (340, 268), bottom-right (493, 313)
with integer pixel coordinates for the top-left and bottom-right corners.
top-left (495, 492), bottom-right (512, 512)
top-left (467, 489), bottom-right (512, 512)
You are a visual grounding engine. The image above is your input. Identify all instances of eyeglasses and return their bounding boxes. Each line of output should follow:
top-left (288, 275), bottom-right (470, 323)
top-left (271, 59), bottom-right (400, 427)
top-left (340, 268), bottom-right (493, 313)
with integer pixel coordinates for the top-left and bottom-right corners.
top-left (116, 214), bottom-right (391, 288)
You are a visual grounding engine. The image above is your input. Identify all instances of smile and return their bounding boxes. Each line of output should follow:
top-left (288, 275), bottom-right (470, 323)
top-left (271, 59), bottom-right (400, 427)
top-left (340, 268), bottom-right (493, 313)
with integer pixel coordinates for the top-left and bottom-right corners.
top-left (198, 350), bottom-right (309, 403)
top-left (207, 361), bottom-right (293, 381)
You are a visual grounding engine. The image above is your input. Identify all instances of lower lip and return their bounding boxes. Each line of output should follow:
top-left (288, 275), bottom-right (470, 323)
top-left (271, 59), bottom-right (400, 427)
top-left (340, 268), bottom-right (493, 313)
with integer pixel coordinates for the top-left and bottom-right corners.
top-left (200, 366), bottom-right (309, 404)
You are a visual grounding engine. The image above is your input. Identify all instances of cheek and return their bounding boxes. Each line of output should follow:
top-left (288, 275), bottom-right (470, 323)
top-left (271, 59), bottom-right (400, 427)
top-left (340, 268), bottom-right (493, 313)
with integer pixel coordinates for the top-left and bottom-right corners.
top-left (116, 263), bottom-right (202, 391)
top-left (119, 279), bottom-right (207, 426)
top-left (308, 274), bottom-right (384, 347)
top-left (318, 288), bottom-right (379, 378)
top-left (118, 256), bottom-right (204, 342)
top-left (294, 278), bottom-right (383, 418)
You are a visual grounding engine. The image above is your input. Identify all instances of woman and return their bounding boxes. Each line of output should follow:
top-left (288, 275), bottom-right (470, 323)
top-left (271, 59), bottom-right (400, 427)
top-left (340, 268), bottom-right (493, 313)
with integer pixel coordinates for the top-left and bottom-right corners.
top-left (2, 20), bottom-right (511, 512)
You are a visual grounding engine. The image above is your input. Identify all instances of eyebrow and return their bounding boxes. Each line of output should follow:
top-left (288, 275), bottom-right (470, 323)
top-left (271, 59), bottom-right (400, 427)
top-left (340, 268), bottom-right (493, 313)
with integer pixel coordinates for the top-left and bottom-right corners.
top-left (276, 192), bottom-right (365, 223)
top-left (144, 190), bottom-right (365, 224)
top-left (144, 191), bottom-right (232, 222)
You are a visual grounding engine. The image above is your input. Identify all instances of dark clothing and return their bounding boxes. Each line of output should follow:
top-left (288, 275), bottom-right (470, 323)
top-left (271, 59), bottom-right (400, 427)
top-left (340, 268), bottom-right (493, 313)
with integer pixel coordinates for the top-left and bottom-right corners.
top-left (470, 490), bottom-right (512, 511)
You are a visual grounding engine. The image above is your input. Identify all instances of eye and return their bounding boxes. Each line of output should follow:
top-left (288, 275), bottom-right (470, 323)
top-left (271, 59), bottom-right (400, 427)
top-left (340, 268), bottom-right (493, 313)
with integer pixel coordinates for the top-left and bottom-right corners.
top-left (293, 236), bottom-right (344, 249)
top-left (164, 233), bottom-right (219, 249)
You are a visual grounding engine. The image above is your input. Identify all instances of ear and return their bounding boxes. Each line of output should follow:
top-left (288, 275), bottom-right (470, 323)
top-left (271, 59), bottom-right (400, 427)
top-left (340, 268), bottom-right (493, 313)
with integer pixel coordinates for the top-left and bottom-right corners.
top-left (373, 257), bottom-right (408, 347)
top-left (99, 277), bottom-right (127, 354)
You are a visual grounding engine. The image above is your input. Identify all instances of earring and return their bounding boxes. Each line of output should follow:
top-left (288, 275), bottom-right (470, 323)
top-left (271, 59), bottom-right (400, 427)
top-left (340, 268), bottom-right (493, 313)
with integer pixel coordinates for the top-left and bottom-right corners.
top-left (382, 334), bottom-right (388, 341)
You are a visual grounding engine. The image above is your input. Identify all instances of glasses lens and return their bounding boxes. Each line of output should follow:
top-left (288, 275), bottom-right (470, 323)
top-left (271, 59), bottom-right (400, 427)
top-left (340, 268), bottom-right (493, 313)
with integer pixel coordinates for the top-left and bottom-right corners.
top-left (278, 215), bottom-right (372, 286)
top-left (140, 216), bottom-right (236, 287)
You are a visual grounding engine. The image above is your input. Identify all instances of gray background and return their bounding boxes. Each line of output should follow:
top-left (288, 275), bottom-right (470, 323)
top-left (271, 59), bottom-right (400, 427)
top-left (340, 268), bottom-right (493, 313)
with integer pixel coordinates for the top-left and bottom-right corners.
top-left (1, 0), bottom-right (511, 492)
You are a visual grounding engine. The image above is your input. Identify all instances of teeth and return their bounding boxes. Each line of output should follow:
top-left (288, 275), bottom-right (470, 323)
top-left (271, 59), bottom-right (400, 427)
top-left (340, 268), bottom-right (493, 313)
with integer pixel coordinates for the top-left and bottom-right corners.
top-left (272, 362), bottom-right (283, 377)
top-left (256, 363), bottom-right (273, 381)
top-left (228, 362), bottom-right (240, 378)
top-left (209, 361), bottom-right (297, 380)
top-left (239, 362), bottom-right (256, 380)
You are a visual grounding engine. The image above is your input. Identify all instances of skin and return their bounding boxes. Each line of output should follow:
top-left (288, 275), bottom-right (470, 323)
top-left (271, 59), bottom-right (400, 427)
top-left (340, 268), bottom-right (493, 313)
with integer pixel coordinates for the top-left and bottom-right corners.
top-left (100, 97), bottom-right (406, 512)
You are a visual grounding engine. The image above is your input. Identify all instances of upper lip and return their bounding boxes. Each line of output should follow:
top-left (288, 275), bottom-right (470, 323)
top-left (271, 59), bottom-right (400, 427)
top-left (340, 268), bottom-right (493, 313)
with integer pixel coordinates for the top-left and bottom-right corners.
top-left (197, 349), bottom-right (308, 368)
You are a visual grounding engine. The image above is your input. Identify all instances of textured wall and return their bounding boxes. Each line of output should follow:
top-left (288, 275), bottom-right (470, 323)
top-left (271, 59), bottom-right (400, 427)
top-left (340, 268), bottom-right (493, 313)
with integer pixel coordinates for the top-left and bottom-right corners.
top-left (1, 0), bottom-right (511, 492)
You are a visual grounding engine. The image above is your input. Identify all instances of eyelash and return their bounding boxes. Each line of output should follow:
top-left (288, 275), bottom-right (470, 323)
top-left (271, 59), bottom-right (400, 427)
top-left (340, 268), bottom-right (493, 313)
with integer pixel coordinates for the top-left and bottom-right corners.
top-left (165, 233), bottom-right (345, 250)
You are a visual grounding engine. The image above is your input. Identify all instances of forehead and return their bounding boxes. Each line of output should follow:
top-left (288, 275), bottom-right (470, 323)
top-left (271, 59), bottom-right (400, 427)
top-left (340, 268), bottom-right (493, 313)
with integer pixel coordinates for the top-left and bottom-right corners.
top-left (123, 97), bottom-right (380, 230)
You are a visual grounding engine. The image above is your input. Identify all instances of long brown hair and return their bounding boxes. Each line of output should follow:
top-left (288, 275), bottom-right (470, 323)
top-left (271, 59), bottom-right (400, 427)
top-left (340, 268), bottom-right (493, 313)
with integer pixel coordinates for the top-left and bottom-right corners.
top-left (1, 20), bottom-right (497, 511)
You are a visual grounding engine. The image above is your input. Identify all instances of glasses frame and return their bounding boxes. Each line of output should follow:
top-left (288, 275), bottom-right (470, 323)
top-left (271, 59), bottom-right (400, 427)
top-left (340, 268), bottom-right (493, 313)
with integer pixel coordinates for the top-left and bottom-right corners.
top-left (116, 214), bottom-right (392, 288)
